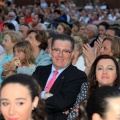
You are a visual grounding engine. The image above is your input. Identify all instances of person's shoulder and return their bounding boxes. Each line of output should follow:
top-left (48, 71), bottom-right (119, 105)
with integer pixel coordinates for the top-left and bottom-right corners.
top-left (67, 64), bottom-right (87, 76)
top-left (0, 50), bottom-right (6, 62)
top-left (40, 50), bottom-right (52, 60)
top-left (36, 64), bottom-right (52, 70)
top-left (70, 65), bottom-right (84, 72)
top-left (0, 49), bottom-right (6, 55)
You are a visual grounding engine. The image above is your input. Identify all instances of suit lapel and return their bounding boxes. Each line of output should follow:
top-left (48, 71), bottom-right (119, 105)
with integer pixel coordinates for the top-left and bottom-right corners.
top-left (40, 65), bottom-right (52, 90)
top-left (50, 64), bottom-right (72, 92)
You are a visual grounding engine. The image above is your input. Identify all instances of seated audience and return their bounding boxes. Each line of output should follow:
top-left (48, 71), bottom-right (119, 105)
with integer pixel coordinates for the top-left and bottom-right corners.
top-left (32, 34), bottom-right (87, 120)
top-left (72, 22), bottom-right (81, 35)
top-left (0, 30), bottom-right (22, 83)
top-left (98, 21), bottom-right (110, 35)
top-left (83, 35), bottom-right (120, 75)
top-left (57, 22), bottom-right (71, 35)
top-left (84, 24), bottom-right (98, 47)
top-left (3, 41), bottom-right (35, 76)
top-left (106, 26), bottom-right (120, 37)
top-left (72, 35), bottom-right (86, 71)
top-left (68, 55), bottom-right (120, 120)
top-left (5, 29), bottom-right (52, 75)
top-left (3, 23), bottom-right (15, 32)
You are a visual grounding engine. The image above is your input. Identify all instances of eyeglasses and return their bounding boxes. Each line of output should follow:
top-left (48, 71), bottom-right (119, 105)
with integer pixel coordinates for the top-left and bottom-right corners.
top-left (52, 48), bottom-right (72, 56)
top-left (9, 15), bottom-right (14, 17)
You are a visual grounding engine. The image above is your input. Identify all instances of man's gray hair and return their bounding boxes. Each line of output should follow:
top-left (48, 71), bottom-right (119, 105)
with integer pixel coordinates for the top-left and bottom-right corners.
top-left (88, 24), bottom-right (98, 37)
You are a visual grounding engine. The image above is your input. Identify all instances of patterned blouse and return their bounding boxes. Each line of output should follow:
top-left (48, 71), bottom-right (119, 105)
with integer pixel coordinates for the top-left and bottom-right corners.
top-left (67, 82), bottom-right (89, 120)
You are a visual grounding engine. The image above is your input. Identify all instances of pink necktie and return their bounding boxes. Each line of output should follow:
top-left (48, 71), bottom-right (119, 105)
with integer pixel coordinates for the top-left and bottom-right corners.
top-left (44, 70), bottom-right (58, 92)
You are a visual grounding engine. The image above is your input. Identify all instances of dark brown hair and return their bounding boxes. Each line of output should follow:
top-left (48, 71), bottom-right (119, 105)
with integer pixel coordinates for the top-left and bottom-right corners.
top-left (0, 74), bottom-right (47, 120)
top-left (27, 29), bottom-right (48, 50)
top-left (88, 55), bottom-right (120, 96)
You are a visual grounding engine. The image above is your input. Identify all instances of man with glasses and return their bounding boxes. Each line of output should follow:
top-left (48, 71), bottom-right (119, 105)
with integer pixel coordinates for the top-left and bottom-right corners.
top-left (32, 34), bottom-right (87, 120)
top-left (7, 11), bottom-right (19, 31)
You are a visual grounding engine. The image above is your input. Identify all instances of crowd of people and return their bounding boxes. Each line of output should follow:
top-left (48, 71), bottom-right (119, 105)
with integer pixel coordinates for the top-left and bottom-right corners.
top-left (0, 0), bottom-right (120, 120)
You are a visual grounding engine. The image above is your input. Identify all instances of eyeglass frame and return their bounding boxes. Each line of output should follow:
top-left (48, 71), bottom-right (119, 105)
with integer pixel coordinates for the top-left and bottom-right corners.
top-left (51, 48), bottom-right (72, 55)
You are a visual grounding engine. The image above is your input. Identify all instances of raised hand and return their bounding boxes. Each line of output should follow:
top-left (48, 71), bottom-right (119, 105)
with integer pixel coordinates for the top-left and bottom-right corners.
top-left (82, 43), bottom-right (96, 63)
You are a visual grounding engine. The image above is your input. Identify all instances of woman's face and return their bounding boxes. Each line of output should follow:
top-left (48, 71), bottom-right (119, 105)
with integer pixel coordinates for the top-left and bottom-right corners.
top-left (102, 97), bottom-right (120, 120)
top-left (3, 25), bottom-right (9, 32)
top-left (0, 83), bottom-right (38, 120)
top-left (25, 32), bottom-right (40, 49)
top-left (98, 25), bottom-right (106, 35)
top-left (96, 59), bottom-right (117, 86)
top-left (2, 34), bottom-right (15, 52)
top-left (57, 24), bottom-right (64, 34)
top-left (92, 97), bottom-right (120, 120)
top-left (19, 17), bottom-right (25, 25)
top-left (100, 40), bottom-right (113, 56)
top-left (72, 24), bottom-right (79, 33)
top-left (79, 26), bottom-right (85, 33)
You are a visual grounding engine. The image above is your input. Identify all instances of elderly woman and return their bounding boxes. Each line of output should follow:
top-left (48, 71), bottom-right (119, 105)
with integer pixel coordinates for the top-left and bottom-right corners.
top-left (0, 30), bottom-right (22, 83)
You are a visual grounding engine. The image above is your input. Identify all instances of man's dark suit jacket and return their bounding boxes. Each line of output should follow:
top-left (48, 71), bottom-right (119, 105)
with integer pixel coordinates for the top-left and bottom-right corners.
top-left (32, 64), bottom-right (87, 120)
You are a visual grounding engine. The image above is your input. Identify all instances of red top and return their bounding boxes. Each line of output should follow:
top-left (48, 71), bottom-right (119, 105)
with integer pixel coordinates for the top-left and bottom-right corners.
top-left (0, 22), bottom-right (4, 31)
top-left (25, 16), bottom-right (33, 24)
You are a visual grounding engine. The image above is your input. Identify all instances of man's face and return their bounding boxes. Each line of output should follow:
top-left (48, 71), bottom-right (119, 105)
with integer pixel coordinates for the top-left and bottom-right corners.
top-left (84, 25), bottom-right (94, 40)
top-left (25, 10), bottom-right (31, 17)
top-left (51, 40), bottom-right (73, 70)
top-left (32, 15), bottom-right (40, 25)
top-left (54, 12), bottom-right (60, 19)
top-left (19, 17), bottom-right (25, 25)
top-left (19, 25), bottom-right (29, 39)
top-left (8, 13), bottom-right (15, 21)
top-left (106, 29), bottom-right (115, 36)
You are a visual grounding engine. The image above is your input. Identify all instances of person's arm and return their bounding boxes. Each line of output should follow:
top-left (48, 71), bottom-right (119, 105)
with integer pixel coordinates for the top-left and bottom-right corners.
top-left (17, 67), bottom-right (36, 75)
top-left (45, 71), bottom-right (87, 113)
top-left (67, 82), bottom-right (89, 120)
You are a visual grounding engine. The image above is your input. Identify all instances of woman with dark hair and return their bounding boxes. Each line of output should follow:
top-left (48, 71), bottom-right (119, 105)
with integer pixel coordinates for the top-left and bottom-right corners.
top-left (72, 22), bottom-right (81, 35)
top-left (0, 74), bottom-right (47, 120)
top-left (75, 86), bottom-right (120, 120)
top-left (67, 55), bottom-right (120, 120)
top-left (98, 21), bottom-right (110, 35)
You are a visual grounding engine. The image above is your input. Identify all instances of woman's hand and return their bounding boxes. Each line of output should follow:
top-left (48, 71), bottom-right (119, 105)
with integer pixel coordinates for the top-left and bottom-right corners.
top-left (82, 43), bottom-right (96, 63)
top-left (94, 35), bottom-right (105, 56)
top-left (2, 61), bottom-right (10, 76)
top-left (82, 44), bottom-right (97, 75)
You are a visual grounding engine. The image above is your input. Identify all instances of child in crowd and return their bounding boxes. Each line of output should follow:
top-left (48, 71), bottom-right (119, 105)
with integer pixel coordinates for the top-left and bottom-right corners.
top-left (3, 41), bottom-right (35, 76)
